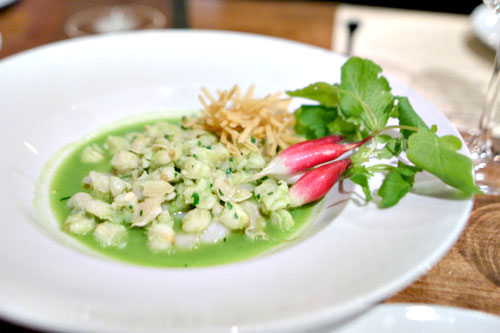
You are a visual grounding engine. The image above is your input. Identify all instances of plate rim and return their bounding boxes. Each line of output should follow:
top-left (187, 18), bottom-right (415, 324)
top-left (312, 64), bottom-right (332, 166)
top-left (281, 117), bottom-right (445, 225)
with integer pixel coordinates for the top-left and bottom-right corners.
top-left (0, 29), bottom-right (475, 332)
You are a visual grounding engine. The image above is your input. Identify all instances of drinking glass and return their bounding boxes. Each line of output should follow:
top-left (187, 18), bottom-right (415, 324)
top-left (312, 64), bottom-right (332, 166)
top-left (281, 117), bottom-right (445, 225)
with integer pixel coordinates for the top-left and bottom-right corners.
top-left (466, 0), bottom-right (500, 194)
top-left (64, 4), bottom-right (167, 38)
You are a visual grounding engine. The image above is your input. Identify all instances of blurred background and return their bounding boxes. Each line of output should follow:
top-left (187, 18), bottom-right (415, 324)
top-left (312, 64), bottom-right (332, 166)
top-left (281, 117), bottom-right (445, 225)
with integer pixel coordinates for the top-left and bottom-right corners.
top-left (0, 0), bottom-right (486, 59)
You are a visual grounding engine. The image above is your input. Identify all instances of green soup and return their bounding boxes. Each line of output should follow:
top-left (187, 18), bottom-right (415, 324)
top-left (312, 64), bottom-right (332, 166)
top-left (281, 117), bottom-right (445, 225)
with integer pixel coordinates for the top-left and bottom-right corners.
top-left (49, 118), bottom-right (317, 268)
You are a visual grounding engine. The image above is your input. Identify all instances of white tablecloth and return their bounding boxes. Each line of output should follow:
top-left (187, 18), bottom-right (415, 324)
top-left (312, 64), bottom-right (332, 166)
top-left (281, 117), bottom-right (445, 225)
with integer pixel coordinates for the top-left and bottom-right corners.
top-left (332, 4), bottom-right (495, 133)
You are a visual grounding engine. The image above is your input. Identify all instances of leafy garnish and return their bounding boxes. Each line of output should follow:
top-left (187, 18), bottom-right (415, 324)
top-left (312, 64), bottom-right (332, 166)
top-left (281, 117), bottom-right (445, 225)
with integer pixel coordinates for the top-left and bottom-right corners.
top-left (287, 56), bottom-right (480, 207)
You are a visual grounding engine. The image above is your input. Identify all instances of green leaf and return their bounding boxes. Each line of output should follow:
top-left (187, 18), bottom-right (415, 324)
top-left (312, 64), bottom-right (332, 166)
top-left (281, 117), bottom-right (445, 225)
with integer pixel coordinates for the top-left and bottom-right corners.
top-left (397, 96), bottom-right (428, 138)
top-left (326, 113), bottom-right (358, 140)
top-left (378, 162), bottom-right (419, 208)
top-left (376, 137), bottom-right (402, 159)
top-left (351, 172), bottom-right (373, 201)
top-left (294, 105), bottom-right (337, 139)
top-left (438, 135), bottom-right (462, 151)
top-left (339, 57), bottom-right (394, 130)
top-left (406, 128), bottom-right (481, 195)
top-left (286, 82), bottom-right (340, 107)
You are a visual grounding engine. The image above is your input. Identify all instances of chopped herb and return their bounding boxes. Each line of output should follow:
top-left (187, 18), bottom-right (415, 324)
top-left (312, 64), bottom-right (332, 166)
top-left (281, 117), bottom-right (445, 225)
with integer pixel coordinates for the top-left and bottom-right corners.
top-left (218, 189), bottom-right (224, 196)
top-left (120, 175), bottom-right (130, 179)
top-left (193, 154), bottom-right (197, 159)
top-left (59, 196), bottom-right (71, 201)
top-left (268, 191), bottom-right (274, 195)
top-left (197, 140), bottom-right (202, 147)
top-left (226, 167), bottom-right (232, 175)
top-left (164, 134), bottom-right (169, 140)
top-left (128, 205), bottom-right (133, 209)
top-left (180, 125), bottom-right (187, 130)
top-left (139, 210), bottom-right (143, 216)
top-left (227, 202), bottom-right (233, 209)
top-left (206, 146), bottom-right (212, 150)
top-left (144, 158), bottom-right (151, 162)
top-left (260, 176), bottom-right (268, 181)
top-left (192, 192), bottom-right (200, 205)
top-left (174, 172), bottom-right (178, 177)
top-left (223, 237), bottom-right (227, 242)
top-left (229, 157), bottom-right (234, 162)
top-left (209, 183), bottom-right (213, 188)
top-left (251, 136), bottom-right (257, 144)
top-left (234, 213), bottom-right (239, 219)
top-left (256, 194), bottom-right (261, 199)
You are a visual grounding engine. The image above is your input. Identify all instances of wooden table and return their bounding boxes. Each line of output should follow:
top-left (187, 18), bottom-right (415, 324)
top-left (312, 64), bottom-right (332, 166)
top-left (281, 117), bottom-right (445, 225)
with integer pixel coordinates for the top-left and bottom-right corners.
top-left (1, 0), bottom-right (498, 331)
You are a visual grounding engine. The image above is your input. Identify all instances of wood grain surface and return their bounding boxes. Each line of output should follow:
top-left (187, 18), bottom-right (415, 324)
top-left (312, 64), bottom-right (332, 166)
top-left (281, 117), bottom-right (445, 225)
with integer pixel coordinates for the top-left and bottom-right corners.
top-left (0, 0), bottom-right (498, 331)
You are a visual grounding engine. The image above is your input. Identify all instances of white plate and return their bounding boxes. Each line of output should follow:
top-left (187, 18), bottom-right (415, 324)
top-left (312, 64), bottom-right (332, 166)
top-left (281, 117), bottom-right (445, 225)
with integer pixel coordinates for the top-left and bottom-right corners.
top-left (0, 30), bottom-right (473, 332)
top-left (328, 304), bottom-right (500, 332)
top-left (0, 0), bottom-right (16, 9)
top-left (471, 4), bottom-right (500, 50)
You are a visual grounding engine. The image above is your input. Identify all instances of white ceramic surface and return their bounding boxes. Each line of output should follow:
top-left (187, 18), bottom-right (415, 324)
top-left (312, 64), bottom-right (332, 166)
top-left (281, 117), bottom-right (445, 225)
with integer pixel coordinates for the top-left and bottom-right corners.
top-left (0, 30), bottom-right (473, 332)
top-left (327, 304), bottom-right (500, 332)
top-left (471, 4), bottom-right (500, 50)
top-left (0, 0), bottom-right (16, 9)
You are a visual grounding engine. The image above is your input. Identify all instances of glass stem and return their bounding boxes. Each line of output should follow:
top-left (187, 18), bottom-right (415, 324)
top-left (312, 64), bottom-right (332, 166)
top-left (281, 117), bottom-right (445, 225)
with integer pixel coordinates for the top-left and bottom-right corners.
top-left (478, 41), bottom-right (500, 146)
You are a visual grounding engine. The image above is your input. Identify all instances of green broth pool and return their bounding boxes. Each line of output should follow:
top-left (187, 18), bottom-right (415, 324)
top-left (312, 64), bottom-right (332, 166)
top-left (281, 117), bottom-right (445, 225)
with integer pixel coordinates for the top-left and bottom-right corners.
top-left (48, 117), bottom-right (317, 267)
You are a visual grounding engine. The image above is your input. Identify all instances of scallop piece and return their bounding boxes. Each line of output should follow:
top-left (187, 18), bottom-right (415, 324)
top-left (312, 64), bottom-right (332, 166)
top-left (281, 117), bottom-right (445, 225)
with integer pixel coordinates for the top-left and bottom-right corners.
top-left (182, 208), bottom-right (211, 233)
top-left (111, 150), bottom-right (140, 174)
top-left (147, 223), bottom-right (176, 252)
top-left (94, 222), bottom-right (127, 248)
top-left (219, 202), bottom-right (250, 230)
top-left (174, 233), bottom-right (199, 250)
top-left (213, 177), bottom-right (252, 203)
top-left (201, 221), bottom-right (230, 244)
top-left (131, 197), bottom-right (165, 227)
top-left (142, 180), bottom-right (175, 198)
top-left (109, 176), bottom-right (131, 197)
top-left (113, 191), bottom-right (138, 209)
top-left (84, 199), bottom-right (113, 220)
top-left (64, 212), bottom-right (96, 235)
top-left (67, 192), bottom-right (93, 211)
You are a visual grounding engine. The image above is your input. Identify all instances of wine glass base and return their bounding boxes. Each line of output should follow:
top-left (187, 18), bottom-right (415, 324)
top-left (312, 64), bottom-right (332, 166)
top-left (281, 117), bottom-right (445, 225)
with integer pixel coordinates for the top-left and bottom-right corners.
top-left (474, 157), bottom-right (500, 195)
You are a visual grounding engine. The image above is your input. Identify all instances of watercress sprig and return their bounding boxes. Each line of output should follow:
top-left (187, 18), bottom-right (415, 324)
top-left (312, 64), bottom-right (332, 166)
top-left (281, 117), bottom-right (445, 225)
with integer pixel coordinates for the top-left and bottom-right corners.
top-left (287, 57), bottom-right (481, 208)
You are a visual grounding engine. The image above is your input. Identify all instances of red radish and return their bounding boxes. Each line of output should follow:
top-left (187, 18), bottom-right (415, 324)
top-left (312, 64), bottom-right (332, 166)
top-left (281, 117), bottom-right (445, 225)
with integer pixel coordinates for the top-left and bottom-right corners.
top-left (287, 135), bottom-right (343, 150)
top-left (252, 136), bottom-right (370, 179)
top-left (288, 159), bottom-right (351, 207)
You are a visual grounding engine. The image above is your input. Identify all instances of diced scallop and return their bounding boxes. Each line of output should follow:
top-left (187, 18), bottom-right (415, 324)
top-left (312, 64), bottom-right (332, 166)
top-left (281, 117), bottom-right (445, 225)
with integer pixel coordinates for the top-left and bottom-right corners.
top-left (201, 221), bottom-right (230, 244)
top-left (129, 134), bottom-right (149, 154)
top-left (157, 210), bottom-right (174, 227)
top-left (113, 191), bottom-right (138, 209)
top-left (174, 233), bottom-right (199, 250)
top-left (181, 208), bottom-right (211, 233)
top-left (180, 157), bottom-right (211, 179)
top-left (213, 177), bottom-right (252, 203)
top-left (211, 201), bottom-right (224, 216)
top-left (111, 150), bottom-right (140, 174)
top-left (246, 151), bottom-right (267, 170)
top-left (85, 171), bottom-right (111, 196)
top-left (84, 199), bottom-right (113, 220)
top-left (80, 145), bottom-right (104, 164)
top-left (142, 180), bottom-right (175, 198)
top-left (67, 192), bottom-right (92, 211)
top-left (254, 179), bottom-right (290, 213)
top-left (131, 197), bottom-right (164, 227)
top-left (160, 165), bottom-right (180, 182)
top-left (109, 177), bottom-right (131, 197)
top-left (93, 222), bottom-right (127, 248)
top-left (219, 202), bottom-right (249, 230)
top-left (147, 223), bottom-right (176, 252)
top-left (106, 135), bottom-right (129, 155)
top-left (270, 209), bottom-right (295, 231)
top-left (240, 201), bottom-right (267, 239)
top-left (152, 150), bottom-right (172, 166)
top-left (64, 212), bottom-right (96, 235)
